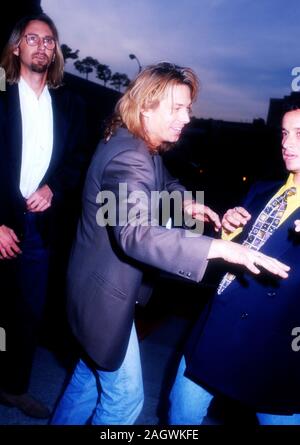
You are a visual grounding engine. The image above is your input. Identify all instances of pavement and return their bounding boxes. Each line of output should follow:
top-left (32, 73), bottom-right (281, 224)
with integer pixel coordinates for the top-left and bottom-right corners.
top-left (0, 278), bottom-right (257, 427)
top-left (0, 314), bottom-right (192, 426)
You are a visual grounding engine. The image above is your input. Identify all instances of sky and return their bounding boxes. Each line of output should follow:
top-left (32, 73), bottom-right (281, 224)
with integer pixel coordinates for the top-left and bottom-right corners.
top-left (42, 0), bottom-right (300, 122)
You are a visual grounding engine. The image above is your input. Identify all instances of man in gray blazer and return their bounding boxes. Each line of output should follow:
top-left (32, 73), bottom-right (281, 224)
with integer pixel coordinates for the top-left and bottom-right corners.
top-left (51, 62), bottom-right (289, 425)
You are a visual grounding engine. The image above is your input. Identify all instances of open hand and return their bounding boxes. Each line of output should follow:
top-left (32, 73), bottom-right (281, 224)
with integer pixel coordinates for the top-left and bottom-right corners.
top-left (208, 239), bottom-right (290, 279)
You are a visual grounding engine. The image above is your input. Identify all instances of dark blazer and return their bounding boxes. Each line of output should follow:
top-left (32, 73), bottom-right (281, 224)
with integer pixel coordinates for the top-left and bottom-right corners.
top-left (0, 83), bottom-right (87, 240)
top-left (185, 180), bottom-right (300, 414)
top-left (67, 128), bottom-right (213, 371)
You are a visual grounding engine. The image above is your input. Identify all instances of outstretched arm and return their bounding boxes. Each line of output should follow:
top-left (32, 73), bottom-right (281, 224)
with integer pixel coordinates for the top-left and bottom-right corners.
top-left (208, 238), bottom-right (289, 279)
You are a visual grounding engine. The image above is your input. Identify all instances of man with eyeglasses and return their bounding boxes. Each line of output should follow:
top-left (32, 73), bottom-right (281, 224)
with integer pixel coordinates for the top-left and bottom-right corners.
top-left (0, 13), bottom-right (86, 418)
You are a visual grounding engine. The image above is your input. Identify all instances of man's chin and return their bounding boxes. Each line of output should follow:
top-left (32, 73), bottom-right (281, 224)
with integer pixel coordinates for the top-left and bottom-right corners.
top-left (31, 63), bottom-right (48, 74)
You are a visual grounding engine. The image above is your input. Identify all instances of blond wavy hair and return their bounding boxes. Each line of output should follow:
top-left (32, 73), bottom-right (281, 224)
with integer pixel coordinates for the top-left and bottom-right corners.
top-left (105, 62), bottom-right (199, 147)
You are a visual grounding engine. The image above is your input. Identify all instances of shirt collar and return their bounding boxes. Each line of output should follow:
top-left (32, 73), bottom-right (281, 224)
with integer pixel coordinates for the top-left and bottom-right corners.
top-left (286, 173), bottom-right (300, 190)
top-left (19, 76), bottom-right (49, 100)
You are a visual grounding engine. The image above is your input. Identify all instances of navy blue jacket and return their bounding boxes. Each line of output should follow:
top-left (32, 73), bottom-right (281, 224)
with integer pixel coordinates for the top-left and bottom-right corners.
top-left (185, 180), bottom-right (300, 414)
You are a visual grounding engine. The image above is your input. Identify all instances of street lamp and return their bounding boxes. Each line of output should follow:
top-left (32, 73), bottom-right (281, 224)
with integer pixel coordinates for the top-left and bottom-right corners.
top-left (129, 53), bottom-right (142, 73)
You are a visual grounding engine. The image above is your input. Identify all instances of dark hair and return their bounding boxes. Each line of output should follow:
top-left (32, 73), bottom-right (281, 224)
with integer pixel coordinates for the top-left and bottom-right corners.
top-left (0, 13), bottom-right (64, 88)
top-left (281, 102), bottom-right (300, 118)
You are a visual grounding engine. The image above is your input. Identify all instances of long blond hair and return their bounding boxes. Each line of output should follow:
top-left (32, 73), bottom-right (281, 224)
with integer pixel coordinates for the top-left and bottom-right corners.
top-left (105, 62), bottom-right (199, 145)
top-left (0, 13), bottom-right (64, 88)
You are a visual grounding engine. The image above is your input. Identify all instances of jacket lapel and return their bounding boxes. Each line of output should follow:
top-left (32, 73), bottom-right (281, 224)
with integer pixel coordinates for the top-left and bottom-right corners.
top-left (6, 84), bottom-right (23, 188)
top-left (152, 154), bottom-right (164, 191)
top-left (226, 181), bottom-right (299, 293)
top-left (239, 183), bottom-right (282, 242)
top-left (43, 88), bottom-right (65, 182)
top-left (261, 206), bottom-right (300, 257)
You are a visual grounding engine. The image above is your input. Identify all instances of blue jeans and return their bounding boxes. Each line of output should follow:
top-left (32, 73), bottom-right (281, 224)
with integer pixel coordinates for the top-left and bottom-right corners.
top-left (51, 324), bottom-right (144, 424)
top-left (169, 357), bottom-right (300, 425)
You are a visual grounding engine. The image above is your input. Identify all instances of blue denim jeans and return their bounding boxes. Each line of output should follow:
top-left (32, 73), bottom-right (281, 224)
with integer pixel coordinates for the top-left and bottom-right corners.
top-left (169, 357), bottom-right (300, 425)
top-left (51, 324), bottom-right (144, 424)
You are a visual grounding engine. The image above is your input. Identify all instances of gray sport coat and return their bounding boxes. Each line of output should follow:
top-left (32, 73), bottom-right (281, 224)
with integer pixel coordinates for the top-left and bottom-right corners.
top-left (67, 128), bottom-right (212, 370)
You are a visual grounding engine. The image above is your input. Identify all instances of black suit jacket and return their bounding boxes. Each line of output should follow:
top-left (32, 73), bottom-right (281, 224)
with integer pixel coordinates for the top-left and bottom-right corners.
top-left (0, 83), bottom-right (87, 240)
top-left (185, 180), bottom-right (300, 414)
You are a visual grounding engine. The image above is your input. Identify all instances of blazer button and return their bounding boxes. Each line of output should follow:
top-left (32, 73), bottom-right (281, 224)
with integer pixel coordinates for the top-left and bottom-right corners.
top-left (186, 272), bottom-right (191, 278)
top-left (178, 270), bottom-right (184, 275)
top-left (241, 312), bottom-right (248, 319)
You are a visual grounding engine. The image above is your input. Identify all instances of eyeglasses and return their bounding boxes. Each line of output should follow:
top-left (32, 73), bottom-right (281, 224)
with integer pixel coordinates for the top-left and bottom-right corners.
top-left (23, 33), bottom-right (56, 50)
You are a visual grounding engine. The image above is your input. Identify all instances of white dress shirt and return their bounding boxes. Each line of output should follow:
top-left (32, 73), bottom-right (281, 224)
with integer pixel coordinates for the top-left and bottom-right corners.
top-left (19, 77), bottom-right (53, 199)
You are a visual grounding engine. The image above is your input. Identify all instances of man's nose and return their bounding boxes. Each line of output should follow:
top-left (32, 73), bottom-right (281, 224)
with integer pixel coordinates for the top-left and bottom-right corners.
top-left (37, 38), bottom-right (46, 50)
top-left (282, 134), bottom-right (294, 149)
top-left (180, 109), bottom-right (190, 124)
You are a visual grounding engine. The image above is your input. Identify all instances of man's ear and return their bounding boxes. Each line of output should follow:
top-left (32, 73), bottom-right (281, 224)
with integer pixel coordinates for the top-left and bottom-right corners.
top-left (13, 46), bottom-right (20, 56)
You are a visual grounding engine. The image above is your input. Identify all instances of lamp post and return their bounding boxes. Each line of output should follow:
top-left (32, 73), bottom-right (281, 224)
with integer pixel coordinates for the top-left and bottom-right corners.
top-left (129, 53), bottom-right (142, 73)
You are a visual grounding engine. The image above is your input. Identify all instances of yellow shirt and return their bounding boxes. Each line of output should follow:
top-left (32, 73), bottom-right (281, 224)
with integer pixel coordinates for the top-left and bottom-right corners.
top-left (222, 174), bottom-right (300, 241)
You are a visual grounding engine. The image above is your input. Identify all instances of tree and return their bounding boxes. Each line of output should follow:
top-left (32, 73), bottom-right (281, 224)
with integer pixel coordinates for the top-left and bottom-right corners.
top-left (61, 44), bottom-right (79, 63)
top-left (96, 63), bottom-right (111, 87)
top-left (110, 72), bottom-right (131, 91)
top-left (74, 56), bottom-right (99, 80)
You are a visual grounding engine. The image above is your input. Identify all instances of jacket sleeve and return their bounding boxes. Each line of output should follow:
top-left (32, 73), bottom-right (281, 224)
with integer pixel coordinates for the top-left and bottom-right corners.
top-left (101, 149), bottom-right (212, 283)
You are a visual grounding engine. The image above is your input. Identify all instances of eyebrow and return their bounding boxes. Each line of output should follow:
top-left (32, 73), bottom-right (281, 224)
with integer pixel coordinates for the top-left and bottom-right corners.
top-left (26, 32), bottom-right (54, 38)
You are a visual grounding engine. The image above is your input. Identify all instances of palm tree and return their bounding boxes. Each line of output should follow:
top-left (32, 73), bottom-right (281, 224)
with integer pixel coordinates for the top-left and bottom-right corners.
top-left (96, 63), bottom-right (112, 87)
top-left (74, 56), bottom-right (99, 80)
top-left (110, 72), bottom-right (130, 91)
top-left (61, 44), bottom-right (79, 63)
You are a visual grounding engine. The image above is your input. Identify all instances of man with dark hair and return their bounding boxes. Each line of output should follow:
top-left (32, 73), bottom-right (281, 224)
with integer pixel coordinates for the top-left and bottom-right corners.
top-left (51, 62), bottom-right (289, 425)
top-left (169, 107), bottom-right (300, 425)
top-left (0, 13), bottom-right (86, 418)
